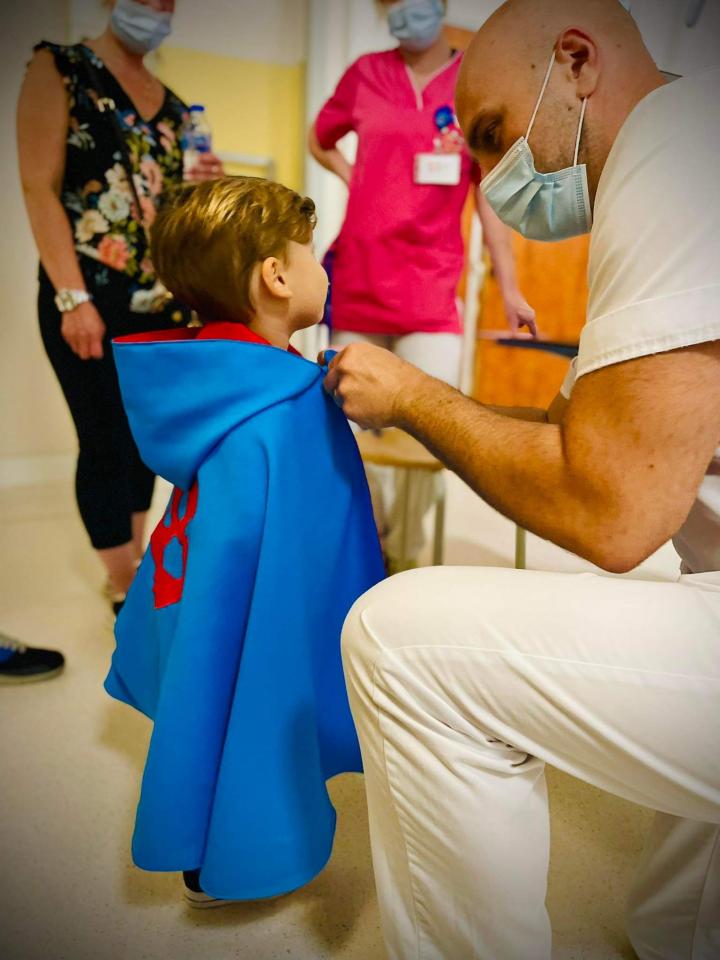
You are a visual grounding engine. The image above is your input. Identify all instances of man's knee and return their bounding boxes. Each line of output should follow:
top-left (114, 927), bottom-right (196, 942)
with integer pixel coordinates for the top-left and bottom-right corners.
top-left (341, 569), bottom-right (424, 687)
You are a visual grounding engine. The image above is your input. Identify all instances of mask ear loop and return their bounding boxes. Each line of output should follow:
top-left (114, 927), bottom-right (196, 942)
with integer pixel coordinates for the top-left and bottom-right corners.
top-left (525, 49), bottom-right (556, 142)
top-left (573, 97), bottom-right (588, 165)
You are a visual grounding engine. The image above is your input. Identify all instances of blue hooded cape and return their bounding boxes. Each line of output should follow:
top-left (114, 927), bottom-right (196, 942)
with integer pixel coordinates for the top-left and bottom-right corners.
top-left (105, 333), bottom-right (384, 900)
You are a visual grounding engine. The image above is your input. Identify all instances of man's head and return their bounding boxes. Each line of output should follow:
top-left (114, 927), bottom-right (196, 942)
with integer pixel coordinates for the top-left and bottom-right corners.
top-left (152, 177), bottom-right (328, 334)
top-left (456, 0), bottom-right (664, 204)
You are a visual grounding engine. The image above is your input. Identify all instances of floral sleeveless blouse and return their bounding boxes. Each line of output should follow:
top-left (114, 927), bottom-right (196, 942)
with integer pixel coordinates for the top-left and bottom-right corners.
top-left (36, 41), bottom-right (188, 308)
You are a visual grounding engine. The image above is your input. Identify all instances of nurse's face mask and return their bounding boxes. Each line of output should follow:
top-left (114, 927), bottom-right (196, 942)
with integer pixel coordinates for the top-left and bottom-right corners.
top-left (480, 48), bottom-right (592, 242)
top-left (111, 0), bottom-right (173, 56)
top-left (387, 0), bottom-right (445, 53)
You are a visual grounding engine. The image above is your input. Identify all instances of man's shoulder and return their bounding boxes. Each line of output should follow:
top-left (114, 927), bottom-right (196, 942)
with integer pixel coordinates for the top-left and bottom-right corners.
top-left (598, 70), bottom-right (720, 199)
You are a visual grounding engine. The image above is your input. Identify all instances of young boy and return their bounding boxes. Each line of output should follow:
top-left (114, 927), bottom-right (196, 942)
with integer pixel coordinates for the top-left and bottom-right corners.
top-left (105, 177), bottom-right (384, 906)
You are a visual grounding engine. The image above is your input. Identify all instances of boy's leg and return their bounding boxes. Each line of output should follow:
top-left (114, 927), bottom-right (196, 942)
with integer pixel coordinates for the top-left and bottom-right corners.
top-left (342, 566), bottom-right (720, 960)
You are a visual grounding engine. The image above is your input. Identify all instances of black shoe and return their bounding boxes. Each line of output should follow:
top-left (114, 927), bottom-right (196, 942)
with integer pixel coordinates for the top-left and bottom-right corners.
top-left (0, 635), bottom-right (65, 685)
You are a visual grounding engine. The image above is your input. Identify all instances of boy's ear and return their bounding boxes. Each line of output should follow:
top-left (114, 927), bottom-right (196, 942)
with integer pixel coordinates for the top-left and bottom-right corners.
top-left (259, 256), bottom-right (292, 300)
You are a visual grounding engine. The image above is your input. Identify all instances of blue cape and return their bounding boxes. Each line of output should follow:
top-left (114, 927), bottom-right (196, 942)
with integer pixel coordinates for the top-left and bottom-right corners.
top-left (106, 336), bottom-right (384, 899)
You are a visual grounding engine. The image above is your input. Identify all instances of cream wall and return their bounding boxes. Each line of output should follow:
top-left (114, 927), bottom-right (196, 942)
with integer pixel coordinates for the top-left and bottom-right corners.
top-left (2, 1), bottom-right (309, 481)
top-left (153, 48), bottom-right (305, 192)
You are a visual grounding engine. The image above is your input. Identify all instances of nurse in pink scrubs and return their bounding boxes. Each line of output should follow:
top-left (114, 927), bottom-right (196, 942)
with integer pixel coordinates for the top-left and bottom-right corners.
top-left (309, 0), bottom-right (534, 568)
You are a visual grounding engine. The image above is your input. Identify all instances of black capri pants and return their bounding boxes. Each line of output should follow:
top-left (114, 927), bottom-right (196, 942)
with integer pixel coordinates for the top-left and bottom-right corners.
top-left (38, 266), bottom-right (188, 550)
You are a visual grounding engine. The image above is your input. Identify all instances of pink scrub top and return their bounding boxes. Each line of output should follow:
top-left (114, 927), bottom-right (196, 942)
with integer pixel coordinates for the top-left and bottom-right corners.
top-left (315, 48), bottom-right (478, 337)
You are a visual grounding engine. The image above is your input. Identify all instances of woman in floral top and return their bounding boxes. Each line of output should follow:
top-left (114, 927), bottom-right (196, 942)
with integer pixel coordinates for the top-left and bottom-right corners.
top-left (17, 0), bottom-right (223, 609)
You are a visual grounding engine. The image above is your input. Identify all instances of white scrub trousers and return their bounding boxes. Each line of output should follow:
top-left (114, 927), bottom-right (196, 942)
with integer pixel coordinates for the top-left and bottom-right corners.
top-left (342, 565), bottom-right (720, 960)
top-left (331, 331), bottom-right (462, 564)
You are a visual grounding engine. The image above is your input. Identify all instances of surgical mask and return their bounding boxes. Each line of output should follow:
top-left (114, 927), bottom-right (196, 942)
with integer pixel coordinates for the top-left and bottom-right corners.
top-left (110, 0), bottom-right (172, 56)
top-left (387, 0), bottom-right (445, 53)
top-left (481, 50), bottom-right (592, 242)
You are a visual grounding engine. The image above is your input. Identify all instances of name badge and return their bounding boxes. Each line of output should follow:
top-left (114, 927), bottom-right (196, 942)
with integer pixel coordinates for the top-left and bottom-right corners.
top-left (414, 152), bottom-right (462, 186)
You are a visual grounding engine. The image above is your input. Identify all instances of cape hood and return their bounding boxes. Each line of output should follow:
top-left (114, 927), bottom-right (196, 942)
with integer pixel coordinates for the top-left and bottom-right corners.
top-left (113, 333), bottom-right (325, 490)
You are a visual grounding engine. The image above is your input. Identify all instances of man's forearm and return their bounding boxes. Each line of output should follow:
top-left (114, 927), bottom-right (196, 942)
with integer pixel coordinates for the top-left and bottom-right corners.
top-left (485, 404), bottom-right (548, 422)
top-left (394, 373), bottom-right (609, 565)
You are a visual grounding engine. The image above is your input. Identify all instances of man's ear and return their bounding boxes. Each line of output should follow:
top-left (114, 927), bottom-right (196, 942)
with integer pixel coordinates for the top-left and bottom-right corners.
top-left (259, 256), bottom-right (292, 300)
top-left (555, 28), bottom-right (600, 100)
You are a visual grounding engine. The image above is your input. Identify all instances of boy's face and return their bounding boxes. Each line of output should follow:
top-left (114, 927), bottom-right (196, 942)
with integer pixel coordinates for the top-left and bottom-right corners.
top-left (285, 240), bottom-right (329, 331)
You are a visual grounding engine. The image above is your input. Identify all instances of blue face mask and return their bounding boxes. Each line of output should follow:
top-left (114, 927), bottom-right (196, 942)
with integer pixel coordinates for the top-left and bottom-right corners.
top-left (387, 0), bottom-right (445, 53)
top-left (481, 50), bottom-right (592, 242)
top-left (111, 0), bottom-right (173, 55)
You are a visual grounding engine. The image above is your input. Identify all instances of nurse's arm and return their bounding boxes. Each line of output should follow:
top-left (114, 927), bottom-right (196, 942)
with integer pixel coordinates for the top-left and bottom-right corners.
top-left (394, 343), bottom-right (720, 573)
top-left (308, 123), bottom-right (353, 186)
top-left (475, 187), bottom-right (537, 337)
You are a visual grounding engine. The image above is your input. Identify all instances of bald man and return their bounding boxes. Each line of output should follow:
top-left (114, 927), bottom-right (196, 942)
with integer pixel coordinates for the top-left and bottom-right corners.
top-left (321, 1), bottom-right (720, 957)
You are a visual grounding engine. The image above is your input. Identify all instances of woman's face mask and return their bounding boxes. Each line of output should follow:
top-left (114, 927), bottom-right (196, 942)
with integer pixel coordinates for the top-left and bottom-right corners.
top-left (480, 49), bottom-right (592, 242)
top-left (387, 0), bottom-right (445, 53)
top-left (111, 0), bottom-right (173, 56)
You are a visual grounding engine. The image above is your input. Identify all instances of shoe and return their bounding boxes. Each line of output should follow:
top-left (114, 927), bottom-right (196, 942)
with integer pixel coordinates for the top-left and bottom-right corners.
top-left (0, 635), bottom-right (65, 685)
top-left (182, 870), bottom-right (285, 909)
top-left (183, 870), bottom-right (236, 909)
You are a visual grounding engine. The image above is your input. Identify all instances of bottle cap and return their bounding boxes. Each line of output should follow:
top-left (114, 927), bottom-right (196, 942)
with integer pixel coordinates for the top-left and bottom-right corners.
top-left (189, 104), bottom-right (205, 112)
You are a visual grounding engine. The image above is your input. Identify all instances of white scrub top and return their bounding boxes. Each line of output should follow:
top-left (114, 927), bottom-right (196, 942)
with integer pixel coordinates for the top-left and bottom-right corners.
top-left (560, 67), bottom-right (720, 573)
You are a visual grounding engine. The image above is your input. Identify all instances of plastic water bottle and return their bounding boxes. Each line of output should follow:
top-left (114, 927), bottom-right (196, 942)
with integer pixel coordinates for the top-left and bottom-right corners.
top-left (182, 104), bottom-right (212, 174)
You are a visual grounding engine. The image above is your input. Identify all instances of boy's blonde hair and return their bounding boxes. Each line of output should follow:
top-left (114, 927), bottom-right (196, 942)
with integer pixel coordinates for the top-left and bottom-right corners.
top-left (151, 176), bottom-right (317, 323)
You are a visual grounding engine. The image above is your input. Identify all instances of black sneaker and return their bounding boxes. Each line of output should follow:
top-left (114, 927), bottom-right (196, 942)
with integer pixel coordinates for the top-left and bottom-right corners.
top-left (0, 634), bottom-right (65, 685)
top-left (183, 869), bottom-right (231, 909)
top-left (182, 869), bottom-right (287, 909)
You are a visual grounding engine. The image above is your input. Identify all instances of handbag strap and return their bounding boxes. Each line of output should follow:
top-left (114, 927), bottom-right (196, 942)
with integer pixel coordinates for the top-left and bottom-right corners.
top-left (77, 45), bottom-right (148, 237)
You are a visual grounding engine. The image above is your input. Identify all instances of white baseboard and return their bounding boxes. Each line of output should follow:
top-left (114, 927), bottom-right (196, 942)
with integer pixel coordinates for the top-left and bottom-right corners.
top-left (0, 455), bottom-right (75, 489)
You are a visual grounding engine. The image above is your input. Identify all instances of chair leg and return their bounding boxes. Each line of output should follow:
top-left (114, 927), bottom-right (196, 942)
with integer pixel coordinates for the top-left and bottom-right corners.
top-left (398, 467), bottom-right (411, 572)
top-left (515, 525), bottom-right (527, 570)
top-left (432, 479), bottom-right (446, 566)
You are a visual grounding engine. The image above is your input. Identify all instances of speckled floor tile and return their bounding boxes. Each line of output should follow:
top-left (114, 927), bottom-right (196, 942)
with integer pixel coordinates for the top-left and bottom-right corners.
top-left (1, 476), bottom-right (674, 959)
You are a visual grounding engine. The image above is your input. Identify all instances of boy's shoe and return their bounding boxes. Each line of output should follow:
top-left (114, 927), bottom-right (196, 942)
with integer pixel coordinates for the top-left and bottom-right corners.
top-left (183, 870), bottom-right (238, 909)
top-left (0, 635), bottom-right (65, 684)
top-left (182, 870), bottom-right (286, 909)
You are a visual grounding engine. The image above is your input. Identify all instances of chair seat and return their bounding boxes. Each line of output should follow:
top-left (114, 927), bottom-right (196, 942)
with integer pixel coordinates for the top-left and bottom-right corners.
top-left (356, 428), bottom-right (444, 472)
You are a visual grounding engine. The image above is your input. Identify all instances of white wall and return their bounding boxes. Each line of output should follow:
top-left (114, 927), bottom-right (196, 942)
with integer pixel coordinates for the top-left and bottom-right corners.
top-left (1, 0), bottom-right (76, 477)
top-left (628, 0), bottom-right (720, 75)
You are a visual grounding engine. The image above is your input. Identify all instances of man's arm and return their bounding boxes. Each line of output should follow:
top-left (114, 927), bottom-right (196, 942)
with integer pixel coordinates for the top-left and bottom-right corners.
top-left (323, 342), bottom-right (720, 572)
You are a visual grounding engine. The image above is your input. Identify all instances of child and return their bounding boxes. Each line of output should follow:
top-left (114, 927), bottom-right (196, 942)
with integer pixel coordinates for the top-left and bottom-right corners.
top-left (105, 177), bottom-right (384, 906)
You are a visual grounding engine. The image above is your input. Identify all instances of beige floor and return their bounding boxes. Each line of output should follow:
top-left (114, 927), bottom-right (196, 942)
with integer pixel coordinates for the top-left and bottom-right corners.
top-left (0, 472), bottom-right (679, 960)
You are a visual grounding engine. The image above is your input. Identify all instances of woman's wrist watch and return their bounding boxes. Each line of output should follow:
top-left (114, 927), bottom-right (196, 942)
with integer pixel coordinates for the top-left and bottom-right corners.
top-left (54, 288), bottom-right (93, 313)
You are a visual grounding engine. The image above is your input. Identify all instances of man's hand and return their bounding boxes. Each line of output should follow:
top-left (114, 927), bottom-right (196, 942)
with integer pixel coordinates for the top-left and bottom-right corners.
top-left (503, 289), bottom-right (538, 337)
top-left (184, 152), bottom-right (225, 182)
top-left (61, 300), bottom-right (106, 360)
top-left (320, 343), bottom-right (428, 430)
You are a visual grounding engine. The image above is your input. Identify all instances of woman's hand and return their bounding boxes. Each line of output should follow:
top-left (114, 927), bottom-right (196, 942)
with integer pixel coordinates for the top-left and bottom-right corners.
top-left (61, 301), bottom-right (106, 360)
top-left (502, 289), bottom-right (538, 338)
top-left (184, 152), bottom-right (225, 182)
